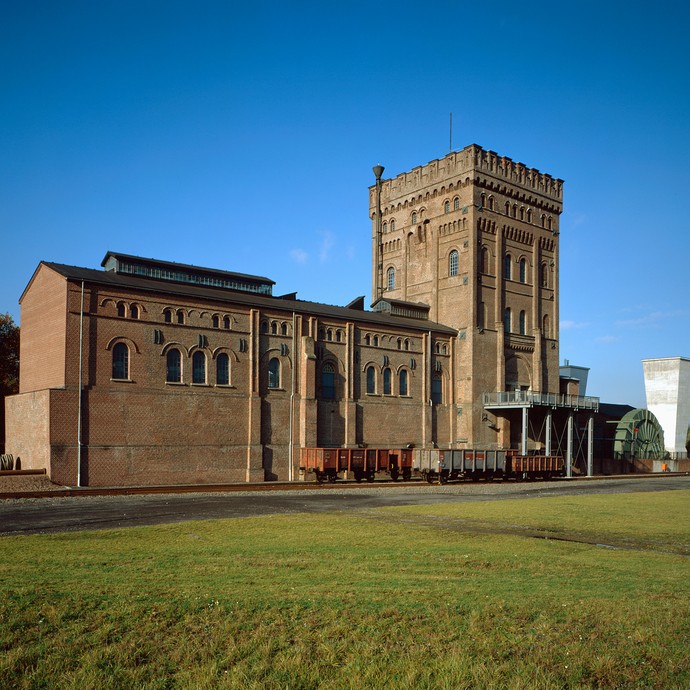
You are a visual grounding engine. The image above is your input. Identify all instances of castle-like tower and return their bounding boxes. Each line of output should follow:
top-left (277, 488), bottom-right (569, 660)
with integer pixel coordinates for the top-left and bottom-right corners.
top-left (370, 144), bottom-right (564, 447)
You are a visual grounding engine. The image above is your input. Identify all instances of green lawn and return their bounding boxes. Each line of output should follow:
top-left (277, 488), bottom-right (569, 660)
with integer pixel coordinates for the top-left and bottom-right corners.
top-left (1, 490), bottom-right (688, 689)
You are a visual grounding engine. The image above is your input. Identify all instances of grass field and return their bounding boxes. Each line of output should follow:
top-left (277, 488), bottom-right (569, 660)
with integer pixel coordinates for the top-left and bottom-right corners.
top-left (1, 490), bottom-right (688, 689)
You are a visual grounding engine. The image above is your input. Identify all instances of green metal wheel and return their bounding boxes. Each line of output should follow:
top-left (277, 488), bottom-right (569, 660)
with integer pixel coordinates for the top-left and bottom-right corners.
top-left (613, 408), bottom-right (665, 460)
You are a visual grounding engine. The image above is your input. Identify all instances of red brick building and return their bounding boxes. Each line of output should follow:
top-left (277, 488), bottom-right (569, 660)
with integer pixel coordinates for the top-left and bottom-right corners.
top-left (6, 145), bottom-right (598, 485)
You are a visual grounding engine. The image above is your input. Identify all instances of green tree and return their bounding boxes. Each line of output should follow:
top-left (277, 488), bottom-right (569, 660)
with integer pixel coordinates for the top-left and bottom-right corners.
top-left (1, 313), bottom-right (20, 452)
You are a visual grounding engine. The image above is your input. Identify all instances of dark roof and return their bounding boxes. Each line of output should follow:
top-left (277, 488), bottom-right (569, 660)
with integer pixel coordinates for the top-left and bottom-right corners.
top-left (101, 251), bottom-right (275, 286)
top-left (41, 261), bottom-right (457, 335)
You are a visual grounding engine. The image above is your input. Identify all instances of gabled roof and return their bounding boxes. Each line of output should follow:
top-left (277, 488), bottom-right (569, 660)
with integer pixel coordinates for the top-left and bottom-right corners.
top-left (38, 261), bottom-right (457, 335)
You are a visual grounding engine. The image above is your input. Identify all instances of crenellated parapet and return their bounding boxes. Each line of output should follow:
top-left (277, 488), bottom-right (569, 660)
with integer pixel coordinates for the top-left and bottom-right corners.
top-left (503, 225), bottom-right (534, 246)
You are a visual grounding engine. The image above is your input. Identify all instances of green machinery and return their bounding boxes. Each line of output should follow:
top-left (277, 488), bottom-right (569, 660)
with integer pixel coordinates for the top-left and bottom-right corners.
top-left (613, 408), bottom-right (666, 460)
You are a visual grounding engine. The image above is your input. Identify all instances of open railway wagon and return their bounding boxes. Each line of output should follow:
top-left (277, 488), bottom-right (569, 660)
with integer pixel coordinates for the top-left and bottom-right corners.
top-left (300, 448), bottom-right (414, 483)
top-left (413, 449), bottom-right (565, 483)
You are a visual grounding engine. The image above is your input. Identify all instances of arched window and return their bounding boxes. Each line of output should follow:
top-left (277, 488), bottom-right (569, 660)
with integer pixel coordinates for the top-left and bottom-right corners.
top-left (216, 353), bottom-right (229, 386)
top-left (373, 335), bottom-right (379, 347)
top-left (444, 200), bottom-right (450, 214)
top-left (540, 262), bottom-right (548, 288)
top-left (412, 211), bottom-right (417, 224)
top-left (504, 254), bottom-right (512, 280)
top-left (512, 204), bottom-right (517, 218)
top-left (449, 250), bottom-right (459, 277)
top-left (548, 217), bottom-right (553, 231)
top-left (268, 358), bottom-right (280, 389)
top-left (383, 221), bottom-right (388, 234)
top-left (281, 323), bottom-right (287, 336)
top-left (397, 338), bottom-right (402, 350)
top-left (117, 303), bottom-right (126, 318)
top-left (488, 196), bottom-right (494, 211)
top-left (404, 339), bottom-right (410, 351)
top-left (505, 201), bottom-right (510, 215)
top-left (504, 308), bottom-right (512, 333)
top-left (541, 214), bottom-right (546, 228)
top-left (223, 316), bottom-right (231, 329)
top-left (271, 321), bottom-right (277, 335)
top-left (431, 375), bottom-right (442, 404)
top-left (519, 258), bottom-right (527, 283)
top-left (519, 207), bottom-right (524, 220)
top-left (366, 366), bottom-right (376, 394)
top-left (481, 247), bottom-right (490, 274)
top-left (335, 330), bottom-right (342, 342)
top-left (399, 369), bottom-right (408, 396)
top-left (454, 197), bottom-right (460, 211)
top-left (387, 266), bottom-right (395, 291)
top-left (192, 351), bottom-right (206, 384)
top-left (164, 309), bottom-right (172, 323)
top-left (519, 310), bottom-right (526, 335)
top-left (390, 219), bottom-right (395, 232)
top-left (130, 305), bottom-right (139, 319)
top-left (480, 193), bottom-right (486, 208)
top-left (364, 334), bottom-right (371, 346)
top-left (321, 362), bottom-right (336, 400)
top-left (526, 209), bottom-right (532, 223)
top-left (212, 315), bottom-right (219, 329)
top-left (176, 310), bottom-right (184, 325)
top-left (112, 342), bottom-right (129, 380)
top-left (166, 349), bottom-right (181, 383)
top-left (383, 367), bottom-right (392, 395)
top-left (261, 321), bottom-right (269, 334)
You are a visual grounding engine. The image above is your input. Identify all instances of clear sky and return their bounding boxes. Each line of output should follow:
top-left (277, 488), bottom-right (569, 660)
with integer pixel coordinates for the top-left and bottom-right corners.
top-left (2, 1), bottom-right (688, 408)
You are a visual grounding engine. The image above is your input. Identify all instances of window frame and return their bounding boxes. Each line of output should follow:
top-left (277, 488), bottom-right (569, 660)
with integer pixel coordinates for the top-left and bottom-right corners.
top-left (166, 348), bottom-right (182, 383)
top-left (112, 342), bottom-right (129, 380)
top-left (192, 351), bottom-right (207, 384)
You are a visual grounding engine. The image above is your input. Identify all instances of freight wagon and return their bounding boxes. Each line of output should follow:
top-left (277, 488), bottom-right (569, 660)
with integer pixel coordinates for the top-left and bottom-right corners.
top-left (300, 448), bottom-right (413, 483)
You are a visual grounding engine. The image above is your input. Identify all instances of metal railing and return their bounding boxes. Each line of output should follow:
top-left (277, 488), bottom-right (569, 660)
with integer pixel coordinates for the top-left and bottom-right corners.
top-left (483, 391), bottom-right (600, 411)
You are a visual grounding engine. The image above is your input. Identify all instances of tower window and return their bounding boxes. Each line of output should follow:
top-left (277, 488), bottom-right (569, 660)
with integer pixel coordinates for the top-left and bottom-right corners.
top-left (504, 307), bottom-right (512, 334)
top-left (412, 211), bottom-right (417, 224)
top-left (504, 254), bottom-right (512, 280)
top-left (449, 250), bottom-right (459, 277)
top-left (399, 369), bottom-right (408, 396)
top-left (390, 219), bottom-right (395, 232)
top-left (212, 315), bottom-right (220, 328)
top-left (117, 303), bottom-right (126, 318)
top-left (383, 367), bottom-right (392, 395)
top-left (519, 310), bottom-right (526, 335)
top-left (431, 376), bottom-right (442, 404)
top-left (519, 258), bottom-right (527, 283)
top-left (164, 309), bottom-right (172, 323)
top-left (224, 315), bottom-right (231, 329)
top-left (176, 310), bottom-right (184, 325)
top-left (387, 267), bottom-right (395, 291)
top-left (130, 305), bottom-right (139, 319)
top-left (444, 200), bottom-right (450, 214)
top-left (454, 197), bottom-right (460, 211)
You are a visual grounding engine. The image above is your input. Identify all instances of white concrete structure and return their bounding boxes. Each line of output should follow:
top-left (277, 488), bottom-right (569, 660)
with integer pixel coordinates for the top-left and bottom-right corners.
top-left (642, 357), bottom-right (690, 455)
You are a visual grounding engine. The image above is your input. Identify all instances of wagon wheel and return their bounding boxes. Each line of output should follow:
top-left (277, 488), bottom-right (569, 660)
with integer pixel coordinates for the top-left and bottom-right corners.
top-left (614, 408), bottom-right (665, 460)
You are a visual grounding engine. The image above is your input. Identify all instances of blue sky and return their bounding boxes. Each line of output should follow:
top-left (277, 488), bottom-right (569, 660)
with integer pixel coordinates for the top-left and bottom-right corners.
top-left (2, 1), bottom-right (688, 407)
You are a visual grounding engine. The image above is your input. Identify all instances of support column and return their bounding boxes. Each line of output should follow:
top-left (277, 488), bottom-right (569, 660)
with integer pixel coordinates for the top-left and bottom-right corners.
top-left (587, 414), bottom-right (594, 477)
top-left (521, 407), bottom-right (528, 456)
top-left (566, 411), bottom-right (574, 478)
top-left (545, 410), bottom-right (552, 455)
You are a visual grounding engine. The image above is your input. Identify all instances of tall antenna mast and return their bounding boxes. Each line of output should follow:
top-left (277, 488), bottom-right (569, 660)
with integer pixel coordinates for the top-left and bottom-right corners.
top-left (449, 112), bottom-right (453, 152)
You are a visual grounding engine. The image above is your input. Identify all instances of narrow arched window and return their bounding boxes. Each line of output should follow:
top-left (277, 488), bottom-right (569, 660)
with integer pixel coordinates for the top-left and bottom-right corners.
top-left (397, 338), bottom-right (402, 350)
top-left (449, 250), bottom-right (459, 277)
top-left (412, 211), bottom-right (417, 224)
top-left (488, 196), bottom-right (494, 211)
top-left (527, 209), bottom-right (532, 223)
top-left (261, 321), bottom-right (269, 334)
top-left (112, 342), bottom-right (129, 380)
top-left (480, 193), bottom-right (486, 208)
top-left (541, 214), bottom-right (546, 228)
top-left (504, 308), bottom-right (512, 333)
top-left (166, 349), bottom-right (181, 383)
top-left (548, 217), bottom-right (553, 231)
top-left (176, 310), bottom-right (184, 324)
top-left (366, 366), bottom-right (376, 394)
top-left (404, 339), bottom-right (410, 351)
top-left (519, 258), bottom-right (527, 283)
top-left (216, 353), bottom-right (229, 385)
top-left (383, 367), bottom-right (392, 395)
top-left (117, 303), bottom-right (126, 318)
top-left (335, 330), bottom-right (342, 343)
top-left (212, 315), bottom-right (219, 328)
top-left (322, 362), bottom-right (336, 400)
top-left (454, 197), bottom-right (459, 211)
top-left (383, 221), bottom-right (388, 234)
top-left (281, 323), bottom-right (288, 336)
top-left (399, 369), bottom-right (408, 396)
top-left (444, 200), bottom-right (450, 214)
top-left (519, 310), bottom-right (526, 335)
top-left (268, 358), bottom-right (280, 389)
top-left (327, 329), bottom-right (333, 342)
top-left (271, 321), bottom-right (277, 335)
top-left (387, 266), bottom-right (395, 291)
top-left (164, 309), bottom-right (172, 323)
top-left (192, 351), bottom-right (206, 384)
top-left (504, 254), bottom-right (512, 280)
top-left (540, 262), bottom-right (548, 288)
top-left (481, 247), bottom-right (490, 274)
top-left (223, 316), bottom-right (231, 329)
top-left (364, 334), bottom-right (371, 346)
top-left (130, 305), bottom-right (139, 319)
top-left (431, 375), bottom-right (442, 404)
top-left (505, 201), bottom-right (510, 215)
top-left (373, 335), bottom-right (379, 347)
top-left (390, 219), bottom-right (395, 232)
top-left (512, 204), bottom-right (517, 218)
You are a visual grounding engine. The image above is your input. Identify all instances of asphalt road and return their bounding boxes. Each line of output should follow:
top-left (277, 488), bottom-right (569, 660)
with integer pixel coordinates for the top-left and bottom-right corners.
top-left (1, 476), bottom-right (688, 536)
